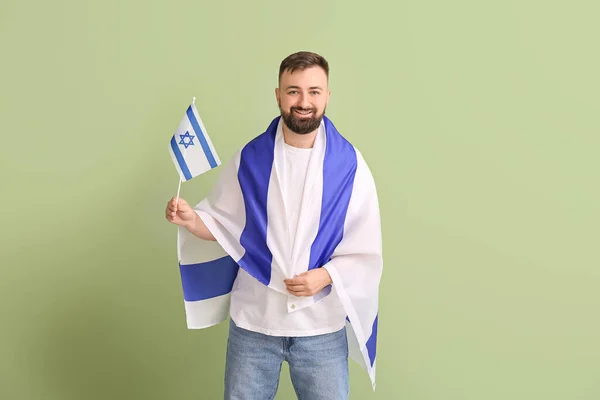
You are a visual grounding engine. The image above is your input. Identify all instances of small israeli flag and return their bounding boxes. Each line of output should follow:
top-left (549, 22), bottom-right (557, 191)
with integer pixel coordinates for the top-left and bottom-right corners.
top-left (169, 101), bottom-right (221, 181)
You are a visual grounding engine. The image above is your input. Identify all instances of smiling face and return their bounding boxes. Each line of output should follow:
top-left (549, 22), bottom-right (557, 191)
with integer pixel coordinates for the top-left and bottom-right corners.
top-left (276, 66), bottom-right (331, 135)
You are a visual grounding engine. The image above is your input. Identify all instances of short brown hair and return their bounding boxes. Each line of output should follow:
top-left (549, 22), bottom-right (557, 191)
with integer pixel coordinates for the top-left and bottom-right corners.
top-left (278, 51), bottom-right (329, 82)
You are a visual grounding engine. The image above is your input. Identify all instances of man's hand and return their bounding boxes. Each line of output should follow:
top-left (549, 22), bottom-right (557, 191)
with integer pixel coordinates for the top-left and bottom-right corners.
top-left (165, 197), bottom-right (215, 241)
top-left (284, 268), bottom-right (333, 297)
top-left (165, 197), bottom-right (197, 229)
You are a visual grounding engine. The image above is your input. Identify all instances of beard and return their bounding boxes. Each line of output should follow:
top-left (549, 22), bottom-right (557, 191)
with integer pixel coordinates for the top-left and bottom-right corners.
top-left (279, 105), bottom-right (325, 135)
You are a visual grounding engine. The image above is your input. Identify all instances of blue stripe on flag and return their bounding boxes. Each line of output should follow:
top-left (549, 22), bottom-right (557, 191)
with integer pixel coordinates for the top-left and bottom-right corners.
top-left (187, 106), bottom-right (218, 168)
top-left (179, 256), bottom-right (239, 301)
top-left (237, 117), bottom-right (279, 285)
top-left (170, 136), bottom-right (193, 181)
top-left (308, 116), bottom-right (357, 270)
top-left (366, 314), bottom-right (378, 367)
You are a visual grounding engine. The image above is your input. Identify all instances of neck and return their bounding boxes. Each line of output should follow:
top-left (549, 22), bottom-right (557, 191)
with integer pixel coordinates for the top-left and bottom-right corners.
top-left (282, 123), bottom-right (318, 149)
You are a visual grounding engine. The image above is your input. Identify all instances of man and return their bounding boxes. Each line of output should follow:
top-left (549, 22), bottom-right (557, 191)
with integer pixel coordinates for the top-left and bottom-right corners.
top-left (165, 51), bottom-right (382, 400)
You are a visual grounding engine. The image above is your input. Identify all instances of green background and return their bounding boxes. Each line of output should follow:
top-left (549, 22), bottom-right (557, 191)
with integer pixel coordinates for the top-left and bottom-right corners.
top-left (1, 0), bottom-right (598, 399)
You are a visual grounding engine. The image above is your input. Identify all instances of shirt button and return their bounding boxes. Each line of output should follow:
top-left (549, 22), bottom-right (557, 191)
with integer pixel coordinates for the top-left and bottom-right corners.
top-left (291, 304), bottom-right (296, 310)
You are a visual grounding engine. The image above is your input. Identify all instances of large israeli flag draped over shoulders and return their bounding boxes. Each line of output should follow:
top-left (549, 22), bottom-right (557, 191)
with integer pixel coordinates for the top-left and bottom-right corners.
top-left (168, 102), bottom-right (221, 181)
top-left (177, 116), bottom-right (383, 390)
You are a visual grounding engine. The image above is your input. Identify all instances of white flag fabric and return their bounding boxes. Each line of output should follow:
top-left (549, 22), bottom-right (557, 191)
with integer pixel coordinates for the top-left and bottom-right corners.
top-left (168, 103), bottom-right (221, 181)
top-left (176, 116), bottom-right (383, 390)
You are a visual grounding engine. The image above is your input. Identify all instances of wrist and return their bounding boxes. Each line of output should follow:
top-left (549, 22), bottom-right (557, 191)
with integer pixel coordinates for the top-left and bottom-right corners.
top-left (320, 267), bottom-right (333, 286)
top-left (183, 212), bottom-right (199, 231)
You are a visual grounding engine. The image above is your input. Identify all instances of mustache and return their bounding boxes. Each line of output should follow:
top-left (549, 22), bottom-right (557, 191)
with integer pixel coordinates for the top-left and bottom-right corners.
top-left (290, 106), bottom-right (317, 113)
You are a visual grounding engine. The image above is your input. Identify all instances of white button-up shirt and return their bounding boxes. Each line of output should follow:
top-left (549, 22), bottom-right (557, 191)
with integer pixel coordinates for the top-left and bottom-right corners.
top-left (229, 125), bottom-right (347, 337)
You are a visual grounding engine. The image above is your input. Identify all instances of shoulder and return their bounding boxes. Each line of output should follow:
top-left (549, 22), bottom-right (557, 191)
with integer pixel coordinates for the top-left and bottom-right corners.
top-left (241, 116), bottom-right (280, 154)
top-left (354, 147), bottom-right (375, 182)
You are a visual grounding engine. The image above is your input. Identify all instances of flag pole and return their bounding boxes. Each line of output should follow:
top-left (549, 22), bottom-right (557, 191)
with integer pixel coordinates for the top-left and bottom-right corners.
top-left (175, 177), bottom-right (183, 204)
top-left (175, 96), bottom-right (196, 206)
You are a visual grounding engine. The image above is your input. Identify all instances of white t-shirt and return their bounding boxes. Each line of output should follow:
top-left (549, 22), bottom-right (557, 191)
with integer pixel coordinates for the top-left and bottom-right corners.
top-left (229, 126), bottom-right (347, 337)
top-left (282, 142), bottom-right (311, 254)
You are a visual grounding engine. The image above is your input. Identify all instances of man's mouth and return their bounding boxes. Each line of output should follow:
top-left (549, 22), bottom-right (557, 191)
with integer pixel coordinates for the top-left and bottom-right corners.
top-left (293, 109), bottom-right (314, 117)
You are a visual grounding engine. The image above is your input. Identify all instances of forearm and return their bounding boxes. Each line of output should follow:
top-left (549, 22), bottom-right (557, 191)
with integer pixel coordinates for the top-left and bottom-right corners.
top-left (184, 213), bottom-right (216, 241)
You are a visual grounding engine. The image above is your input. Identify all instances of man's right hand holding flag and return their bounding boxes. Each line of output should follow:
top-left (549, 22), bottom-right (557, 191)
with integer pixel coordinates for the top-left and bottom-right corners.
top-left (165, 197), bottom-right (215, 241)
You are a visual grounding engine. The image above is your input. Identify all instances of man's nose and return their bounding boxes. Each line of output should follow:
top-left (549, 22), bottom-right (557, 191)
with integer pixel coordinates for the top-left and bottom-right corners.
top-left (297, 93), bottom-right (311, 109)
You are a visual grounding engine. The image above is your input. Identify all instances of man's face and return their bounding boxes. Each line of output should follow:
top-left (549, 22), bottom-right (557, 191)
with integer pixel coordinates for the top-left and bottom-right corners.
top-left (276, 66), bottom-right (330, 135)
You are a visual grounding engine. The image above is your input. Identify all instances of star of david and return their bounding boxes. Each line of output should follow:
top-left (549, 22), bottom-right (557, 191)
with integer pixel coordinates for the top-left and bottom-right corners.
top-left (179, 131), bottom-right (195, 149)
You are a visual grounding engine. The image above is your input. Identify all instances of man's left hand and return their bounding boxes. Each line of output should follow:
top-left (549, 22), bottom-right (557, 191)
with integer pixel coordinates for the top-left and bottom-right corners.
top-left (284, 268), bottom-right (333, 297)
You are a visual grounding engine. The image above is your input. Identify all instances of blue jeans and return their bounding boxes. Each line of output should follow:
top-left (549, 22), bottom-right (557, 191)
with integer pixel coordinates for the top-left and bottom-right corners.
top-left (224, 319), bottom-right (349, 400)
